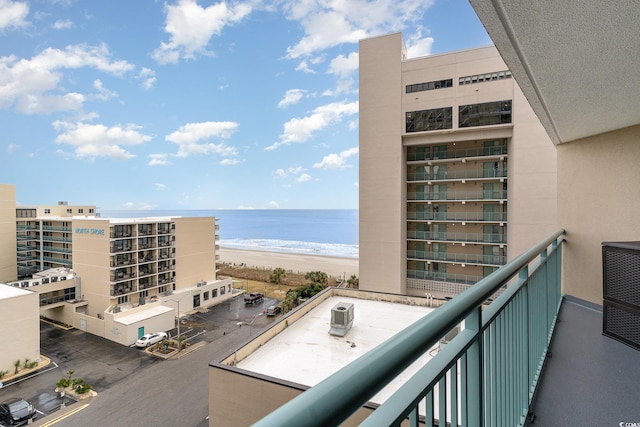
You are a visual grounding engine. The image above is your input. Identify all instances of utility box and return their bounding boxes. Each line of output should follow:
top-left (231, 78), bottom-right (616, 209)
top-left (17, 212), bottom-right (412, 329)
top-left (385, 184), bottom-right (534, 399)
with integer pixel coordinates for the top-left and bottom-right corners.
top-left (602, 241), bottom-right (640, 351)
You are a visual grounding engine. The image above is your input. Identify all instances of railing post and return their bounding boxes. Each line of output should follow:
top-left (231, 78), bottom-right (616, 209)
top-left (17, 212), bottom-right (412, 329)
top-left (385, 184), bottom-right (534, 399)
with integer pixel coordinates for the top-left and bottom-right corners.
top-left (465, 306), bottom-right (484, 426)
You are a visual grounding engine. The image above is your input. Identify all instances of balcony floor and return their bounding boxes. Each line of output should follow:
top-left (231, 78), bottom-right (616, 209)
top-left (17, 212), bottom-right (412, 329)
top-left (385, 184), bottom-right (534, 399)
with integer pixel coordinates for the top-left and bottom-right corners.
top-left (527, 296), bottom-right (640, 426)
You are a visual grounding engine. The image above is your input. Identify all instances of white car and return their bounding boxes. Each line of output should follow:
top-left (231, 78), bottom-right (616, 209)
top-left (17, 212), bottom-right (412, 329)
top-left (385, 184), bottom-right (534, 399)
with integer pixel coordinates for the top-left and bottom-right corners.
top-left (135, 332), bottom-right (168, 348)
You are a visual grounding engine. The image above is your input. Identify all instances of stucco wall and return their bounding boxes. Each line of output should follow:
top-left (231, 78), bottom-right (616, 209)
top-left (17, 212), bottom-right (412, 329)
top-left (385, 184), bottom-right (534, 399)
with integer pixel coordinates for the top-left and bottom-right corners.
top-left (0, 287), bottom-right (40, 374)
top-left (558, 124), bottom-right (640, 304)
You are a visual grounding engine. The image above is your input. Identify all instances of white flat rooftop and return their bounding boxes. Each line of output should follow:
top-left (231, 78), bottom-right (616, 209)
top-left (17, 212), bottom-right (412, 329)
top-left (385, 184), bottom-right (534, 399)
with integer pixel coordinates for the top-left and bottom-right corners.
top-left (0, 283), bottom-right (34, 299)
top-left (237, 295), bottom-right (437, 405)
top-left (114, 304), bottom-right (174, 325)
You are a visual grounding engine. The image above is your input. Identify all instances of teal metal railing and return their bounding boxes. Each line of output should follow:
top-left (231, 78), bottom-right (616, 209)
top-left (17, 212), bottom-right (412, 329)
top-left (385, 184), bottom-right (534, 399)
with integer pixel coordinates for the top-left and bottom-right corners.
top-left (253, 230), bottom-right (564, 427)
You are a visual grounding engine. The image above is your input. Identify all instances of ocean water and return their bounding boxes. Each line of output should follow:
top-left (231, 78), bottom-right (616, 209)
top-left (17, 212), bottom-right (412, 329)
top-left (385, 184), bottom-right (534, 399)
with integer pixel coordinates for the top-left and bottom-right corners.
top-left (100, 209), bottom-right (359, 258)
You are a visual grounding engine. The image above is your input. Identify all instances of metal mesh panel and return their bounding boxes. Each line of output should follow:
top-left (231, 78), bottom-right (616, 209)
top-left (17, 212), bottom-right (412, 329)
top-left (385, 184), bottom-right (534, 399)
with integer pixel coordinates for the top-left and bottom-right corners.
top-left (603, 247), bottom-right (640, 307)
top-left (604, 302), bottom-right (640, 350)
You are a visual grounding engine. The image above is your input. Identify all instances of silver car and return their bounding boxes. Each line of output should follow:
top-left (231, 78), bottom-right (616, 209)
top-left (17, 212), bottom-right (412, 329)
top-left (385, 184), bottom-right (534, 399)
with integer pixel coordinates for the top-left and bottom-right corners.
top-left (135, 332), bottom-right (168, 348)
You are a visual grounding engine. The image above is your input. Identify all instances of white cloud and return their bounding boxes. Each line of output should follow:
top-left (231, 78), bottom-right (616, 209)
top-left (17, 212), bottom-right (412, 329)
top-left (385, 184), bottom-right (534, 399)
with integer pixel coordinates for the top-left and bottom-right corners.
top-left (268, 200), bottom-right (279, 208)
top-left (152, 0), bottom-right (252, 64)
top-left (278, 89), bottom-right (305, 108)
top-left (266, 100), bottom-right (358, 151)
top-left (137, 68), bottom-right (157, 90)
top-left (313, 146), bottom-right (358, 170)
top-left (282, 0), bottom-right (434, 59)
top-left (166, 121), bottom-right (239, 158)
top-left (294, 60), bottom-right (315, 74)
top-left (155, 183), bottom-right (168, 191)
top-left (148, 153), bottom-right (170, 166)
top-left (327, 52), bottom-right (358, 78)
top-left (0, 44), bottom-right (134, 114)
top-left (220, 158), bottom-right (239, 166)
top-left (53, 121), bottom-right (151, 160)
top-left (296, 173), bottom-right (312, 183)
top-left (7, 143), bottom-right (19, 153)
top-left (0, 0), bottom-right (28, 31)
top-left (92, 79), bottom-right (117, 101)
top-left (274, 168), bottom-right (288, 178)
top-left (52, 19), bottom-right (73, 30)
top-left (405, 30), bottom-right (434, 58)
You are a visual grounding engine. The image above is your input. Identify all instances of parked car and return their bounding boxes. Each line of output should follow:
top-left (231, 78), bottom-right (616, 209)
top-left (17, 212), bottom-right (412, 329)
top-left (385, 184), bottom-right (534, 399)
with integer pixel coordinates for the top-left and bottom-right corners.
top-left (0, 397), bottom-right (37, 425)
top-left (135, 331), bottom-right (168, 348)
top-left (244, 292), bottom-right (264, 304)
top-left (266, 305), bottom-right (282, 316)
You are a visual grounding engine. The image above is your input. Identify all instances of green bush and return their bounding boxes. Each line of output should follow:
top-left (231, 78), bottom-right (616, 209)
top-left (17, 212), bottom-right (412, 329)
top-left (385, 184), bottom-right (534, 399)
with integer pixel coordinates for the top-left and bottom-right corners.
top-left (56, 378), bottom-right (70, 388)
top-left (0, 370), bottom-right (8, 379)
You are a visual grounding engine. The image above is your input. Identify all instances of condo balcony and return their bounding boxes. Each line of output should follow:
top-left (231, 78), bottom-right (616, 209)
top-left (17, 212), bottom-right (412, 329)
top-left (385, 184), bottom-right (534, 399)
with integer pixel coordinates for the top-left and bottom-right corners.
top-left (407, 230), bottom-right (507, 244)
top-left (407, 168), bottom-right (507, 182)
top-left (406, 268), bottom-right (482, 285)
top-left (407, 250), bottom-right (506, 266)
top-left (407, 211), bottom-right (507, 222)
top-left (407, 190), bottom-right (507, 202)
top-left (254, 230), bottom-right (640, 426)
top-left (406, 143), bottom-right (507, 163)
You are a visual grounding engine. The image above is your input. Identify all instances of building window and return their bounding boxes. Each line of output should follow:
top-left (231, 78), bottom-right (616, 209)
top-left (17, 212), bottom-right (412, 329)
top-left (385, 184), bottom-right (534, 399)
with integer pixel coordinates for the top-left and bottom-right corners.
top-left (89, 208), bottom-right (95, 213)
top-left (459, 100), bottom-right (512, 128)
top-left (78, 208), bottom-right (84, 214)
top-left (203, 291), bottom-right (209, 301)
top-left (44, 209), bottom-right (51, 214)
top-left (458, 70), bottom-right (512, 85)
top-left (228, 284), bottom-right (231, 292)
top-left (406, 79), bottom-right (453, 93)
top-left (117, 295), bottom-right (129, 305)
top-left (66, 209), bottom-right (72, 214)
top-left (159, 285), bottom-right (167, 294)
top-left (406, 107), bottom-right (453, 132)
top-left (140, 290), bottom-right (148, 298)
top-left (220, 286), bottom-right (225, 295)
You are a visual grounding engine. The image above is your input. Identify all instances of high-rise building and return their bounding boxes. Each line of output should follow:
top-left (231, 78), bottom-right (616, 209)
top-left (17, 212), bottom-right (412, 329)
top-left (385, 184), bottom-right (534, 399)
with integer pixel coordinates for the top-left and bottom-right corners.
top-left (359, 33), bottom-right (557, 297)
top-left (3, 190), bottom-right (233, 346)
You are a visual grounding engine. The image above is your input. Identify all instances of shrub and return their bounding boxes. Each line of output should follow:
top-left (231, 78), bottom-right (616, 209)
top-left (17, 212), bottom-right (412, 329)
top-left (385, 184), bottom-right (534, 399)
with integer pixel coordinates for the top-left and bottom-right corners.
top-left (0, 370), bottom-right (8, 379)
top-left (56, 378), bottom-right (70, 388)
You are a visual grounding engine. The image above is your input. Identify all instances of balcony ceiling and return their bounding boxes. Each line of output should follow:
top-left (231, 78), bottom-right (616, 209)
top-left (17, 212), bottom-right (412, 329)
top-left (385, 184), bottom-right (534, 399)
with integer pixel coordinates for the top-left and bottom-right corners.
top-left (470, 0), bottom-right (640, 145)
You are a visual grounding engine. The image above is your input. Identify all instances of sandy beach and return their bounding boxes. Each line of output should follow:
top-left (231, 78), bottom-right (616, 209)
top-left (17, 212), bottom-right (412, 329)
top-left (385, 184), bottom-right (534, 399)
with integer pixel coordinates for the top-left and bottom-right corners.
top-left (218, 247), bottom-right (359, 279)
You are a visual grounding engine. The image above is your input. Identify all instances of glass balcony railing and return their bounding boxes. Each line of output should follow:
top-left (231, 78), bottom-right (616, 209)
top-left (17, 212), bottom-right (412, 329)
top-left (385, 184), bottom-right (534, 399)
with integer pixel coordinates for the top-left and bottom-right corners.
top-left (255, 230), bottom-right (564, 427)
top-left (407, 250), bottom-right (506, 266)
top-left (407, 190), bottom-right (507, 201)
top-left (407, 211), bottom-right (507, 222)
top-left (407, 145), bottom-right (507, 162)
top-left (406, 269), bottom-right (482, 285)
top-left (407, 168), bottom-right (507, 182)
top-left (407, 231), bottom-right (507, 244)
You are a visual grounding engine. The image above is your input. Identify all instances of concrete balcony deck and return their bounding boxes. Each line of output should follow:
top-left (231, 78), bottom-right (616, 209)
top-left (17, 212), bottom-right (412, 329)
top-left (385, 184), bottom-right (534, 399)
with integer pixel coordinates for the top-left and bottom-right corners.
top-left (527, 296), bottom-right (640, 426)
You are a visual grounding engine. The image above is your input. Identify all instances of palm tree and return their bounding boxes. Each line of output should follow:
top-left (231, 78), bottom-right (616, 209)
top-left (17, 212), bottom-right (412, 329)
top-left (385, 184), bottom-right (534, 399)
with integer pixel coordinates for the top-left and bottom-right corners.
top-left (270, 267), bottom-right (286, 286)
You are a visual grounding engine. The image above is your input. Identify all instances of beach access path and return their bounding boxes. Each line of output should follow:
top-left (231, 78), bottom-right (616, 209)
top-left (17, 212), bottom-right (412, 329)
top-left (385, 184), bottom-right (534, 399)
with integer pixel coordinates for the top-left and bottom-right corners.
top-left (218, 248), bottom-right (359, 279)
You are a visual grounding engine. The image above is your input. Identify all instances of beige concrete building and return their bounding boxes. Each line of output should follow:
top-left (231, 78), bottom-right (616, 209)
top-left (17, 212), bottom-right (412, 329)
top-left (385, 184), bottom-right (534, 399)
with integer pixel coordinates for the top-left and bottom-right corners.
top-left (359, 34), bottom-right (557, 297)
top-left (15, 201), bottom-right (97, 279)
top-left (469, 0), bottom-right (640, 305)
top-left (5, 193), bottom-right (233, 346)
top-left (0, 284), bottom-right (40, 376)
top-left (209, 288), bottom-right (447, 426)
top-left (0, 184), bottom-right (17, 284)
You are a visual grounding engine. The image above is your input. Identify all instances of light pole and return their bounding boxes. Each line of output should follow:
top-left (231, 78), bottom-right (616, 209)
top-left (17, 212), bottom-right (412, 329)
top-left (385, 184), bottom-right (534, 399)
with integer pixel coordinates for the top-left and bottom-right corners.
top-left (164, 294), bottom-right (189, 339)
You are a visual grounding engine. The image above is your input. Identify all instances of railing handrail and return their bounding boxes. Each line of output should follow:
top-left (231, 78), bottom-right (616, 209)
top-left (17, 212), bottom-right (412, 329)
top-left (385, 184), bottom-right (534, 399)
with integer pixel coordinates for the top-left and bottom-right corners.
top-left (253, 229), bottom-right (565, 427)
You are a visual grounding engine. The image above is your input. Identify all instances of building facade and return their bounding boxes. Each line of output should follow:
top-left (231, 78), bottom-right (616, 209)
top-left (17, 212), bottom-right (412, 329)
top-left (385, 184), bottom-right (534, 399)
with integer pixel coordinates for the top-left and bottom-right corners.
top-left (4, 192), bottom-right (233, 345)
top-left (359, 34), bottom-right (557, 297)
top-left (0, 184), bottom-right (17, 284)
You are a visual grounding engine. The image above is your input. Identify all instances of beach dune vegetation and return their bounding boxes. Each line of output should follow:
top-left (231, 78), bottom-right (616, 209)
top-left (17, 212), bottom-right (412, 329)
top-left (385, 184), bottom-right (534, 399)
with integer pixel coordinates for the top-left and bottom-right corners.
top-left (305, 271), bottom-right (328, 285)
top-left (282, 283), bottom-right (325, 312)
top-left (269, 267), bottom-right (287, 285)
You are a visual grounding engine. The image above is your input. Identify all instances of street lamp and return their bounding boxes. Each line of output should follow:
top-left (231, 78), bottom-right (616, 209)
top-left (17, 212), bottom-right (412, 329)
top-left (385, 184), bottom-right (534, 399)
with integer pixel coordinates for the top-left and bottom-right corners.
top-left (164, 294), bottom-right (190, 339)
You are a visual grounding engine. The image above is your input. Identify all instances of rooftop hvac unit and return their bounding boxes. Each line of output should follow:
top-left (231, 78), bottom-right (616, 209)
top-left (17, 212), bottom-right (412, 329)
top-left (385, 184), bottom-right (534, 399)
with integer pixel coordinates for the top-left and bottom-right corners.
top-left (197, 280), bottom-right (206, 287)
top-left (329, 302), bottom-right (354, 337)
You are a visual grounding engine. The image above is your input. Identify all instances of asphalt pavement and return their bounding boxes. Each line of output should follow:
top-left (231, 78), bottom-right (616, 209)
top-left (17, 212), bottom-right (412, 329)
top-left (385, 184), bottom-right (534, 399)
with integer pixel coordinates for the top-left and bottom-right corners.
top-left (0, 291), bottom-right (281, 427)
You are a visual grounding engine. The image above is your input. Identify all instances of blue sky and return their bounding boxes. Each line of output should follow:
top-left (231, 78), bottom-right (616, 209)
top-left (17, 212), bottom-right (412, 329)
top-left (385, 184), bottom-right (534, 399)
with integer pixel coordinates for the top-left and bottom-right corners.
top-left (0, 0), bottom-right (491, 210)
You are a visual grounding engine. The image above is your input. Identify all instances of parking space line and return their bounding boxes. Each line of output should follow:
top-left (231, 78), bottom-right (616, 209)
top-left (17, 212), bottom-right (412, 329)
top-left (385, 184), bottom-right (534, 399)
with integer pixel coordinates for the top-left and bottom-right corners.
top-left (39, 403), bottom-right (89, 427)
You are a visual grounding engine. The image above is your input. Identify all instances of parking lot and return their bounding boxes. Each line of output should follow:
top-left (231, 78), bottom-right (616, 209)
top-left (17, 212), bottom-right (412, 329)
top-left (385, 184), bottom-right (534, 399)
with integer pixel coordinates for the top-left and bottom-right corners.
top-left (0, 291), bottom-right (282, 427)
